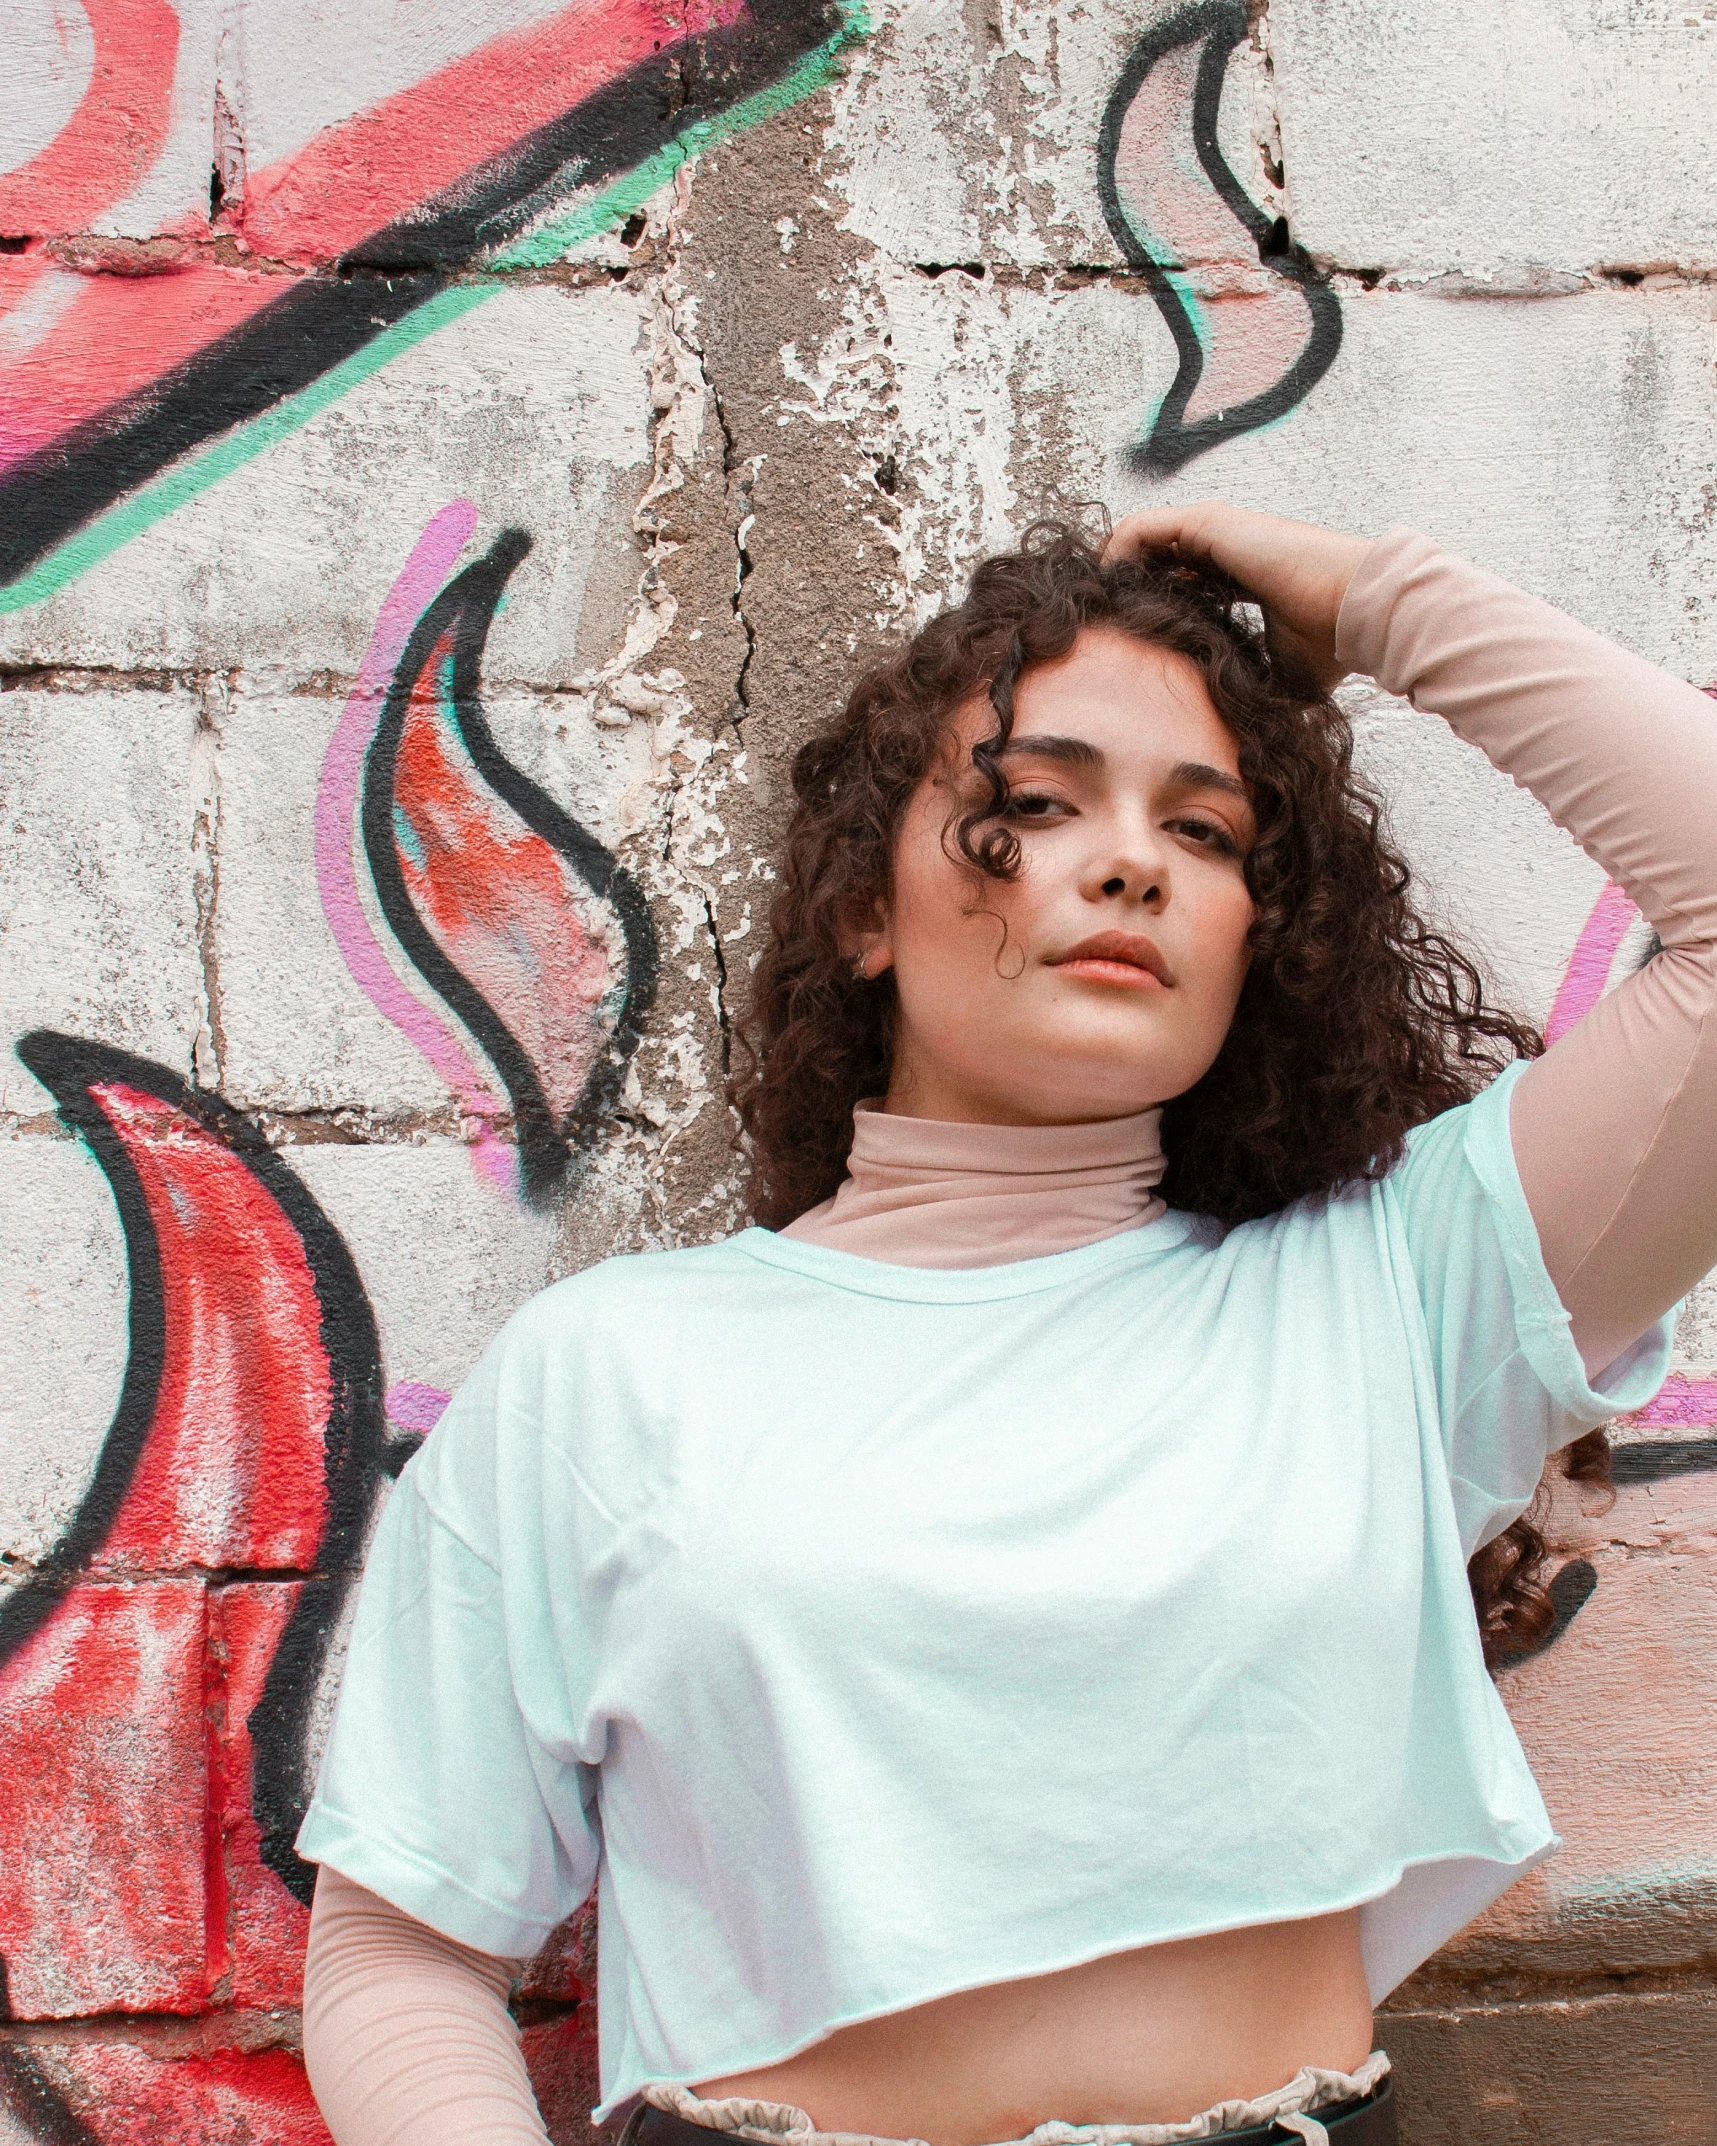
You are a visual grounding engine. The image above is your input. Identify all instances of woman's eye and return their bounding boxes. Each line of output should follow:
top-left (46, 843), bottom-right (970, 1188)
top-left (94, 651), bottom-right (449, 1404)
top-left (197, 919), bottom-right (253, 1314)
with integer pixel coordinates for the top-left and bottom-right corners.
top-left (1171, 817), bottom-right (1241, 856)
top-left (1003, 792), bottom-right (1069, 821)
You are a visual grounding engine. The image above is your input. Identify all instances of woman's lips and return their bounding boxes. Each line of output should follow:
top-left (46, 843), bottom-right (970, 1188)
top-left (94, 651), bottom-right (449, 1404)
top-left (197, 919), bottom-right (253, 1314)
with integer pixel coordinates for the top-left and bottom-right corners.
top-left (1048, 930), bottom-right (1174, 988)
top-left (1055, 957), bottom-right (1168, 989)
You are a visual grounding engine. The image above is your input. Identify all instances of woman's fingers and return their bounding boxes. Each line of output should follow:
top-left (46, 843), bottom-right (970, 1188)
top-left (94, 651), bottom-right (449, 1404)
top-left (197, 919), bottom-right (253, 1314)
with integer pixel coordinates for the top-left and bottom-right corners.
top-left (1103, 501), bottom-right (1373, 692)
top-left (1101, 503), bottom-right (1231, 570)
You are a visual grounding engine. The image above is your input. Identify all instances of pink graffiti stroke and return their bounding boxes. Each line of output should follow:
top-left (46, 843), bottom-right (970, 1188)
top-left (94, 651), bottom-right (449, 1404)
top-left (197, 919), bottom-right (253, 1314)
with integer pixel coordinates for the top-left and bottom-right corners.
top-left (314, 501), bottom-right (514, 1188)
top-left (1548, 871), bottom-right (1717, 1431)
top-left (1544, 877), bottom-right (1640, 1046)
top-left (384, 1380), bottom-right (451, 1436)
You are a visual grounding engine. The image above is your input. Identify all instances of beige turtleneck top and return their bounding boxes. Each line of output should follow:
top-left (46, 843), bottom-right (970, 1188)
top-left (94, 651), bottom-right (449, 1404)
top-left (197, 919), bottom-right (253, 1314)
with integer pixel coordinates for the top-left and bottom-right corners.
top-left (783, 1101), bottom-right (1168, 1267)
top-left (302, 529), bottom-right (1717, 2146)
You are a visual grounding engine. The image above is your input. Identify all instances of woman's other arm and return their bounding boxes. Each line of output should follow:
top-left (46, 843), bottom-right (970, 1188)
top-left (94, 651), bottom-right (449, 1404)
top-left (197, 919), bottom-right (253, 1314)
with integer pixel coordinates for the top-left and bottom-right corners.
top-left (1106, 504), bottom-right (1717, 1378)
top-left (303, 1866), bottom-right (550, 2146)
top-left (1332, 528), bottom-right (1717, 1376)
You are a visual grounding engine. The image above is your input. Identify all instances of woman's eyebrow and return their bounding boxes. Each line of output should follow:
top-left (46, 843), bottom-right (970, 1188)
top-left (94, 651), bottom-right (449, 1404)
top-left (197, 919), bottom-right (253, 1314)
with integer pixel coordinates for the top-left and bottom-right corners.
top-left (1170, 759), bottom-right (1251, 803)
top-left (1000, 733), bottom-right (1104, 766)
top-left (1000, 737), bottom-right (1250, 806)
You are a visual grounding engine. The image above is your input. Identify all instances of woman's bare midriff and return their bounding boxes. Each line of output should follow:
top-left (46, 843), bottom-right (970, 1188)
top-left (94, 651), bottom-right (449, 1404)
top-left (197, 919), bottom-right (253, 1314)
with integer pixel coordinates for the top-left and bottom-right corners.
top-left (694, 1910), bottom-right (1373, 2146)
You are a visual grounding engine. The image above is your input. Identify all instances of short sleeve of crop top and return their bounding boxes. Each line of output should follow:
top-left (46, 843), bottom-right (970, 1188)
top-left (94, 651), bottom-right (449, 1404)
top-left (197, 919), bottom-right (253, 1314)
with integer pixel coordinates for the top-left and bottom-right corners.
top-left (1388, 1055), bottom-right (1677, 1557)
top-left (297, 1323), bottom-right (597, 1959)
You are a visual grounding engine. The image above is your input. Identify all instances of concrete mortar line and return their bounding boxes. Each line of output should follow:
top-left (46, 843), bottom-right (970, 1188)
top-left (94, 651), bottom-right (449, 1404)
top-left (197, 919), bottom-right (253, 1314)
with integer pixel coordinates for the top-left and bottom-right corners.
top-left (190, 675), bottom-right (230, 1091)
top-left (624, 177), bottom-right (748, 1096)
top-left (1389, 1962), bottom-right (1717, 2007)
top-left (900, 259), bottom-right (1717, 293)
top-left (0, 1560), bottom-right (332, 1582)
top-left (0, 2013), bottom-right (306, 2051)
top-left (0, 1111), bottom-right (74, 1138)
top-left (0, 1105), bottom-right (501, 1145)
top-left (27, 231), bottom-right (651, 291)
top-left (8, 668), bottom-right (661, 700)
top-left (0, 665), bottom-right (193, 692)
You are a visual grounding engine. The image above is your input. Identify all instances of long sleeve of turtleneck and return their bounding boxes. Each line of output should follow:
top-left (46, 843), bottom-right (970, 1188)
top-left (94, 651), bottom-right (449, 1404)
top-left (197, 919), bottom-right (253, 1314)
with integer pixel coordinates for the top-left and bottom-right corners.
top-left (302, 1867), bottom-right (547, 2146)
top-left (1336, 528), bottom-right (1717, 1377)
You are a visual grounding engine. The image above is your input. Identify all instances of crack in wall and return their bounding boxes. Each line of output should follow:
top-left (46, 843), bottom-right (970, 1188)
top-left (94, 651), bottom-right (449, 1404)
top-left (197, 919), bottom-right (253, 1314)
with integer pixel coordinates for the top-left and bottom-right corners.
top-left (701, 894), bottom-right (733, 1079)
top-left (711, 376), bottom-right (759, 744)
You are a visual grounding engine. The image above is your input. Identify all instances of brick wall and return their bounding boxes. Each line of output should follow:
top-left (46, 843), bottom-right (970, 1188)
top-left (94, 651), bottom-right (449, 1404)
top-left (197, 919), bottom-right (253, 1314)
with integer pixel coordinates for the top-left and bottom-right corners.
top-left (1, 4), bottom-right (1713, 2140)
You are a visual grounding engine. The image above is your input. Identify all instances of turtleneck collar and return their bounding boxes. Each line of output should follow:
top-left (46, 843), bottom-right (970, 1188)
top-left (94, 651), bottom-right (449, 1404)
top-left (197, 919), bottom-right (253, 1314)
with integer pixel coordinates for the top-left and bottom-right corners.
top-left (779, 1098), bottom-right (1168, 1270)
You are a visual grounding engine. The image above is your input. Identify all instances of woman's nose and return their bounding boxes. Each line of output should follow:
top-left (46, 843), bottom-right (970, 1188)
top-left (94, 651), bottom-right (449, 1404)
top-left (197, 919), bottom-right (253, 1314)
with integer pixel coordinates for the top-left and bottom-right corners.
top-left (1082, 827), bottom-right (1169, 907)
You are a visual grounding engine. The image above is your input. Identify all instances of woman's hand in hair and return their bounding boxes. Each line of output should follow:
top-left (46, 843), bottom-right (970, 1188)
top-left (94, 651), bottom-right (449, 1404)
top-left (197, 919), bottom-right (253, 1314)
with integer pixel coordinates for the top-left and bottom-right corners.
top-left (1102, 502), bottom-right (1371, 694)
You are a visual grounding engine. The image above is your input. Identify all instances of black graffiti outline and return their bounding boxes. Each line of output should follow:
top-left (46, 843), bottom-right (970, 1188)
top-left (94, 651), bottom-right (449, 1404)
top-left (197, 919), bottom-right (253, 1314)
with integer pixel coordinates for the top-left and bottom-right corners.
top-left (1610, 1435), bottom-right (1717, 1487)
top-left (1095, 0), bottom-right (1343, 477)
top-left (0, 0), bottom-right (851, 587)
top-left (5, 1033), bottom-right (388, 1907)
top-left (0, 2044), bottom-right (101, 2146)
top-left (360, 529), bottom-right (660, 1205)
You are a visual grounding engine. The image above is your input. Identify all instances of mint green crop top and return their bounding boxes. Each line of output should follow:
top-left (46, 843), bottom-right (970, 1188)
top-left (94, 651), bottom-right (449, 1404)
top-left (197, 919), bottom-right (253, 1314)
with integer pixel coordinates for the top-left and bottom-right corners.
top-left (298, 1059), bottom-right (1673, 2119)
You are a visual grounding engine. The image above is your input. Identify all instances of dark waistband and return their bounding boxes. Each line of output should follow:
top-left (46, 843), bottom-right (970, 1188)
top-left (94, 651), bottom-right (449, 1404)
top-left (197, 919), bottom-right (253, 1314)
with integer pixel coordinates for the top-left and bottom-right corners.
top-left (632, 2076), bottom-right (1396, 2146)
top-left (1207, 2075), bottom-right (1395, 2144)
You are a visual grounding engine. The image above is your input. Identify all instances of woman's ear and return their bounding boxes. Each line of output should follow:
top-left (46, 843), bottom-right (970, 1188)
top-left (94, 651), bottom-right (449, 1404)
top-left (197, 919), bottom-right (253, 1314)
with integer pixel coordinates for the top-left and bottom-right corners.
top-left (839, 894), bottom-right (894, 981)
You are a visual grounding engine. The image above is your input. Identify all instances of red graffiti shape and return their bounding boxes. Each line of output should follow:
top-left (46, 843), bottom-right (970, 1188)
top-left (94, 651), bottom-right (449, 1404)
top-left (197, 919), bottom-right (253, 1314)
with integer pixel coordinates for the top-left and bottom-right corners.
top-left (1096, 0), bottom-right (1341, 474)
top-left (0, 0), bottom-right (853, 590)
top-left (391, 639), bottom-right (614, 1135)
top-left (82, 1080), bottom-right (331, 1571)
top-left (1, 1036), bottom-right (387, 2047)
top-left (0, 256), bottom-right (281, 478)
top-left (0, 0), bottom-right (180, 234)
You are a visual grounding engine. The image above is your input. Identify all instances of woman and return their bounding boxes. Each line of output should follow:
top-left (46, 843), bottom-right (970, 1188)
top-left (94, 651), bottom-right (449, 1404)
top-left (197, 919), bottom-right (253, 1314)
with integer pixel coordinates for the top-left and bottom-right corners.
top-left (297, 503), bottom-right (1717, 2146)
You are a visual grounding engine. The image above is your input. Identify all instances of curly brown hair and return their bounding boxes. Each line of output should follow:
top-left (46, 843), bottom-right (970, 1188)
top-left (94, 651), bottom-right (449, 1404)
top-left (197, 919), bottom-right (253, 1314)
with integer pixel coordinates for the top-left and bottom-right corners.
top-left (732, 520), bottom-right (1602, 1670)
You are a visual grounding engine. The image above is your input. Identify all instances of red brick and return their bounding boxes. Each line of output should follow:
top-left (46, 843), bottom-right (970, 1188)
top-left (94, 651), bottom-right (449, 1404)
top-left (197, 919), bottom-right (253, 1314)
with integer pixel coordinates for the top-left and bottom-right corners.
top-left (0, 2040), bottom-right (331, 2146)
top-left (209, 1583), bottom-right (312, 2010)
top-left (0, 1581), bottom-right (211, 2017)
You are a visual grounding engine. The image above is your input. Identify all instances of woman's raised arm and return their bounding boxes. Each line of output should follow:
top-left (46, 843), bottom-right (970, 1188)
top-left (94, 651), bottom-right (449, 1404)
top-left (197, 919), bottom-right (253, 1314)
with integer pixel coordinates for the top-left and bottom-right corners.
top-left (302, 1866), bottom-right (550, 2146)
top-left (1106, 504), bottom-right (1717, 1379)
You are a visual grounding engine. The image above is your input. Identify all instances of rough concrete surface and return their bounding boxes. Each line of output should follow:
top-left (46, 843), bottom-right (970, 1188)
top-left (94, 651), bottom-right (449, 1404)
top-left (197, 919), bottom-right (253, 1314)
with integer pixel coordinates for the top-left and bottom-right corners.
top-left (1, 2), bottom-right (1714, 2141)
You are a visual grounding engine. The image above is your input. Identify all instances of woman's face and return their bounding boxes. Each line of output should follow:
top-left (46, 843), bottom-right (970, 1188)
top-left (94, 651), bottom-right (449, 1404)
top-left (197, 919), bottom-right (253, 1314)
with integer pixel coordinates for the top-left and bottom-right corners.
top-left (861, 626), bottom-right (1257, 1125)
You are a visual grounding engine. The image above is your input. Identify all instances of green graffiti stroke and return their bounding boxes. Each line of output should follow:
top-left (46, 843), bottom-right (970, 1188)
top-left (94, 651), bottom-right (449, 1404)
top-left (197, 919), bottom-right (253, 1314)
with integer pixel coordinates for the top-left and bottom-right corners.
top-left (0, 8), bottom-right (868, 615)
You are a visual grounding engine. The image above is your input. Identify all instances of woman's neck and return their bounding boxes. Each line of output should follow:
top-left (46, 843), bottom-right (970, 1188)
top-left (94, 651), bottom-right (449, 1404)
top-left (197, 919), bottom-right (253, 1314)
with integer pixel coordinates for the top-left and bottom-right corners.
top-left (778, 1099), bottom-right (1168, 1269)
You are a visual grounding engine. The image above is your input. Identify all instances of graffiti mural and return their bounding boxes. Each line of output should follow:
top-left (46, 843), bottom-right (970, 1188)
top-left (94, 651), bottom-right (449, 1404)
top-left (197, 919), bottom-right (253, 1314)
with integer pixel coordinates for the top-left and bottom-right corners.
top-left (0, 1035), bottom-right (392, 2137)
top-left (0, 0), bottom-right (865, 607)
top-left (5, 0), bottom-right (1715, 2132)
top-left (1096, 0), bottom-right (1342, 476)
top-left (318, 504), bottom-right (658, 1204)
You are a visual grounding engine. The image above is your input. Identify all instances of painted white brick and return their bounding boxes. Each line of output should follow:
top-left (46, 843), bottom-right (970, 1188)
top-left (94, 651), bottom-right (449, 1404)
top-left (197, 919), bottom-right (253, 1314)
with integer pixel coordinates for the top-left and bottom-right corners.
top-left (1671, 1276), bottom-right (1717, 1376)
top-left (823, 0), bottom-right (1272, 269)
top-left (0, 285), bottom-right (655, 686)
top-left (814, 262), bottom-right (1717, 673)
top-left (1271, 0), bottom-right (1717, 275)
top-left (1344, 688), bottom-right (1613, 1029)
top-left (0, 1133), bottom-right (128, 1568)
top-left (0, 685), bottom-right (204, 1116)
top-left (284, 1139), bottom-right (557, 1400)
top-left (2, 0), bottom-right (225, 240)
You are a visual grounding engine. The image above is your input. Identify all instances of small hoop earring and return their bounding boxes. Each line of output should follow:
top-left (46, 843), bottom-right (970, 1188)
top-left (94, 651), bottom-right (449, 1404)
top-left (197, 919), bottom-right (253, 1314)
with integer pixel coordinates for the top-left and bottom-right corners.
top-left (852, 951), bottom-right (871, 981)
